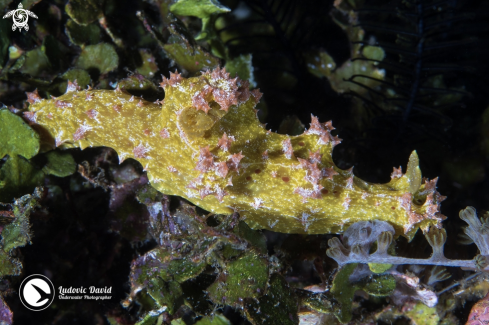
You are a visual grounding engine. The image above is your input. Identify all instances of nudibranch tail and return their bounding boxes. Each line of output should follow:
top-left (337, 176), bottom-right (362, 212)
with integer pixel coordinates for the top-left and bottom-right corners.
top-left (27, 68), bottom-right (445, 237)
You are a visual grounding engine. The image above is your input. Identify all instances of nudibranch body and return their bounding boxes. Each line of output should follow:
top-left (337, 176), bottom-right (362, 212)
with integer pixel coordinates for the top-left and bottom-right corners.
top-left (27, 69), bottom-right (445, 237)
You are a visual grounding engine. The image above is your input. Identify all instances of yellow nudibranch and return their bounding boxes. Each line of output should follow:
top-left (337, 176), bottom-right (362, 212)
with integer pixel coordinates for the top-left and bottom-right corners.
top-left (26, 68), bottom-right (445, 237)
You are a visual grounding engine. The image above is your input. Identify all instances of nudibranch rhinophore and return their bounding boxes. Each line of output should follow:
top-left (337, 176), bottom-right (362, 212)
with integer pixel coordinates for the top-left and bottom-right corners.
top-left (26, 68), bottom-right (445, 237)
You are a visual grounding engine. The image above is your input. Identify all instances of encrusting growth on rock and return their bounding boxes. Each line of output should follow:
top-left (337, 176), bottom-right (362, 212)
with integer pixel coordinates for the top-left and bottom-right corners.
top-left (27, 67), bottom-right (445, 236)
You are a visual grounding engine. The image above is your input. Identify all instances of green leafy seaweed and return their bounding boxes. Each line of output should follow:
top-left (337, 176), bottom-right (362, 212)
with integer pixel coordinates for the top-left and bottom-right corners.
top-left (207, 251), bottom-right (268, 307)
top-left (65, 19), bottom-right (101, 46)
top-left (59, 68), bottom-right (91, 93)
top-left (75, 43), bottom-right (119, 74)
top-left (0, 109), bottom-right (40, 159)
top-left (0, 188), bottom-right (41, 276)
top-left (163, 43), bottom-right (220, 74)
top-left (245, 274), bottom-right (299, 325)
top-left (65, 0), bottom-right (101, 25)
top-left (225, 54), bottom-right (256, 88)
top-left (41, 150), bottom-right (76, 177)
top-left (0, 154), bottom-right (44, 202)
top-left (170, 0), bottom-right (230, 19)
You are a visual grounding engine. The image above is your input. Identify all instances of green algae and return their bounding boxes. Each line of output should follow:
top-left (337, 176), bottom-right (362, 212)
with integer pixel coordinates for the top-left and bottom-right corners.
top-left (147, 278), bottom-right (183, 314)
top-left (136, 49), bottom-right (159, 78)
top-left (244, 274), bottom-right (299, 325)
top-left (163, 43), bottom-right (220, 74)
top-left (59, 68), bottom-right (91, 92)
top-left (0, 154), bottom-right (44, 203)
top-left (131, 247), bottom-right (207, 285)
top-left (194, 315), bottom-right (231, 325)
top-left (368, 263), bottom-right (393, 274)
top-left (331, 264), bottom-right (396, 323)
top-left (207, 251), bottom-right (269, 307)
top-left (170, 0), bottom-right (230, 19)
top-left (225, 54), bottom-right (256, 88)
top-left (0, 109), bottom-right (40, 159)
top-left (0, 188), bottom-right (41, 276)
top-left (65, 0), bottom-right (101, 25)
top-left (75, 43), bottom-right (119, 74)
top-left (41, 150), bottom-right (77, 177)
top-left (405, 303), bottom-right (440, 325)
top-left (65, 19), bottom-right (101, 45)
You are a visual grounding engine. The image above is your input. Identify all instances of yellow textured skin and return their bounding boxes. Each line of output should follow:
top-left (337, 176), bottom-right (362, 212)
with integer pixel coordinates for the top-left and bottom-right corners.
top-left (27, 70), bottom-right (445, 237)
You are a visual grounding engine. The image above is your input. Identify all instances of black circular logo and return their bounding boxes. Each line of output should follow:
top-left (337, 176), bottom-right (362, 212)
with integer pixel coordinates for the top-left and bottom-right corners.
top-left (19, 274), bottom-right (55, 311)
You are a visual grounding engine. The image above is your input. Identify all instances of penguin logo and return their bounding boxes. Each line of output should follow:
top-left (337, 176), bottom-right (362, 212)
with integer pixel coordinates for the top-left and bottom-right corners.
top-left (19, 274), bottom-right (55, 311)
